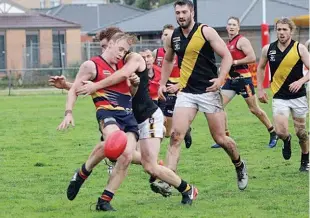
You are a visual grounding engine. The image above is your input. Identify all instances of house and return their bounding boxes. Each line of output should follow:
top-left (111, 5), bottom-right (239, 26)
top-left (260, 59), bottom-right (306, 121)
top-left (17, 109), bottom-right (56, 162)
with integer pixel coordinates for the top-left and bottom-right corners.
top-left (0, 0), bottom-right (81, 70)
top-left (35, 3), bottom-right (145, 41)
top-left (88, 0), bottom-right (309, 57)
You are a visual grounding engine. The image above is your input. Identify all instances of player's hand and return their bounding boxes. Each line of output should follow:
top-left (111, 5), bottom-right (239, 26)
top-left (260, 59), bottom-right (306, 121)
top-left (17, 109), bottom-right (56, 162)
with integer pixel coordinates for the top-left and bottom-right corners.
top-left (206, 78), bottom-right (222, 92)
top-left (129, 73), bottom-right (140, 87)
top-left (57, 114), bottom-right (75, 130)
top-left (158, 85), bottom-right (167, 101)
top-left (76, 81), bottom-right (97, 96)
top-left (289, 80), bottom-right (303, 93)
top-left (48, 75), bottom-right (67, 89)
top-left (258, 89), bottom-right (269, 104)
top-left (166, 83), bottom-right (179, 93)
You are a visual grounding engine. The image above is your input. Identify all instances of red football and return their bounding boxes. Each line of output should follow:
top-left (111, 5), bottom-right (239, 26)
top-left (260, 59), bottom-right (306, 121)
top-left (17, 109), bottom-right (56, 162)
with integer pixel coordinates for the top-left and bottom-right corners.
top-left (104, 130), bottom-right (127, 160)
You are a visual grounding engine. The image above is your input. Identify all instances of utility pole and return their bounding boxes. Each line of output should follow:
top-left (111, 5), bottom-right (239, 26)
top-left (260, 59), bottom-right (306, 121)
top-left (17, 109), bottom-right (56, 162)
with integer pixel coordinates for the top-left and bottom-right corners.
top-left (193, 0), bottom-right (197, 22)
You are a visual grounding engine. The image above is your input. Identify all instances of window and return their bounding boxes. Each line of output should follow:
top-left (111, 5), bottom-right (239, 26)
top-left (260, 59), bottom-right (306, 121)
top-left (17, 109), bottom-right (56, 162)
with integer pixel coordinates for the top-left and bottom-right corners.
top-left (0, 33), bottom-right (5, 69)
top-left (40, 0), bottom-right (45, 8)
top-left (26, 31), bottom-right (39, 68)
top-left (53, 30), bottom-right (65, 68)
top-left (50, 0), bottom-right (60, 7)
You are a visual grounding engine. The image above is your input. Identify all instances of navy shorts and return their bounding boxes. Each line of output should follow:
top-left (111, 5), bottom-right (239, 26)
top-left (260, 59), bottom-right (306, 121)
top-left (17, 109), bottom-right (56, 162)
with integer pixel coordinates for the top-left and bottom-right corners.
top-left (222, 77), bottom-right (255, 98)
top-left (163, 93), bottom-right (177, 117)
top-left (96, 109), bottom-right (139, 141)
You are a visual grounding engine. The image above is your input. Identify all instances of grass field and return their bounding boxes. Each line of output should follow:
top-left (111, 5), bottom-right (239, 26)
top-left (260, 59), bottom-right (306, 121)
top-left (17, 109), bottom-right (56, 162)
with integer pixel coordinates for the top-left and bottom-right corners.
top-left (0, 92), bottom-right (309, 218)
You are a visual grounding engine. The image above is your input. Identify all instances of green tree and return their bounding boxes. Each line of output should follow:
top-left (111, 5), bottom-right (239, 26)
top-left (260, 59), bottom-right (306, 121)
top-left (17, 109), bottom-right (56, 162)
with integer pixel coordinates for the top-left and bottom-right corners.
top-left (159, 0), bottom-right (175, 6)
top-left (135, 0), bottom-right (151, 10)
top-left (124, 0), bottom-right (135, 5)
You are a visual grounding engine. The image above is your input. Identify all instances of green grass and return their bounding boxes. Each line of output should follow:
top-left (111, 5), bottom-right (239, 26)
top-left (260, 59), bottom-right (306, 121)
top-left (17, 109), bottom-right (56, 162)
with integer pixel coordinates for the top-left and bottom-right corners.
top-left (0, 93), bottom-right (308, 218)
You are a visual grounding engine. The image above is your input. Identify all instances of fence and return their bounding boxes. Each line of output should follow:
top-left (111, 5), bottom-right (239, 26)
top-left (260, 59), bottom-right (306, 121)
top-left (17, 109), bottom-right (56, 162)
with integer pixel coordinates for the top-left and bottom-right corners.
top-left (0, 31), bottom-right (309, 95)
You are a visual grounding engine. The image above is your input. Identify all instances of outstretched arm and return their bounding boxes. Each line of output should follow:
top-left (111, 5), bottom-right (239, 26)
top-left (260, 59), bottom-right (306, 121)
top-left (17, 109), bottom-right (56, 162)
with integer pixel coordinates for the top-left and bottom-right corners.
top-left (57, 61), bottom-right (96, 130)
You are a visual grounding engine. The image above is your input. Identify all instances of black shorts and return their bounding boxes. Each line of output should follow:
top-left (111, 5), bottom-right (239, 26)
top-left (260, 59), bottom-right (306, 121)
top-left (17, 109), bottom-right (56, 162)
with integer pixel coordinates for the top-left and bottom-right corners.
top-left (163, 93), bottom-right (177, 117)
top-left (96, 109), bottom-right (139, 141)
top-left (222, 77), bottom-right (255, 98)
top-left (158, 98), bottom-right (166, 113)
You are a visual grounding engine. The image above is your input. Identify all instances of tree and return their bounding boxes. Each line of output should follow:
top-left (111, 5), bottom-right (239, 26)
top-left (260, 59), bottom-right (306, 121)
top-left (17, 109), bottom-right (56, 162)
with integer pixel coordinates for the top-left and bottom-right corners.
top-left (135, 0), bottom-right (151, 10)
top-left (159, 0), bottom-right (175, 6)
top-left (124, 0), bottom-right (135, 5)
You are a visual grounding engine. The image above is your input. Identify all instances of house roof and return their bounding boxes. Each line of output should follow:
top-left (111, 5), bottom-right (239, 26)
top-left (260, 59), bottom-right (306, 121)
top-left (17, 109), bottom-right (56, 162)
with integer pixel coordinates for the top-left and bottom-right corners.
top-left (34, 3), bottom-right (145, 33)
top-left (88, 0), bottom-right (308, 35)
top-left (0, 0), bottom-right (80, 29)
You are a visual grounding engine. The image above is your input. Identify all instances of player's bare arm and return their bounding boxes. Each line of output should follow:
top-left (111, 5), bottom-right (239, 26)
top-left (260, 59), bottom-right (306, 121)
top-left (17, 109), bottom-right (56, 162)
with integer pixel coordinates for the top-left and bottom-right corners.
top-left (48, 75), bottom-right (73, 90)
top-left (76, 53), bottom-right (144, 95)
top-left (289, 43), bottom-right (310, 93)
top-left (128, 73), bottom-right (140, 96)
top-left (234, 37), bottom-right (256, 65)
top-left (256, 44), bottom-right (270, 103)
top-left (160, 34), bottom-right (175, 87)
top-left (204, 26), bottom-right (233, 92)
top-left (57, 61), bottom-right (96, 130)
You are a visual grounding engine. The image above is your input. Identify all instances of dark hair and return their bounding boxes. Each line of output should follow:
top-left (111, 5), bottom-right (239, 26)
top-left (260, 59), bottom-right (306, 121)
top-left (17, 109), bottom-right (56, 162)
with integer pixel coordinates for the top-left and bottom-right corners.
top-left (173, 0), bottom-right (194, 8)
top-left (97, 27), bottom-right (122, 41)
top-left (227, 16), bottom-right (240, 26)
top-left (162, 24), bottom-right (174, 32)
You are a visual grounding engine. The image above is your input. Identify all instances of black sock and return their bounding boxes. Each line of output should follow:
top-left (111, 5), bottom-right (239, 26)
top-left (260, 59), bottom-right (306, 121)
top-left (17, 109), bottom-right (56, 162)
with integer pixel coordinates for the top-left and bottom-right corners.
top-left (232, 156), bottom-right (242, 168)
top-left (177, 180), bottom-right (190, 193)
top-left (283, 135), bottom-right (291, 143)
top-left (101, 189), bottom-right (114, 202)
top-left (301, 152), bottom-right (309, 162)
top-left (79, 163), bottom-right (92, 179)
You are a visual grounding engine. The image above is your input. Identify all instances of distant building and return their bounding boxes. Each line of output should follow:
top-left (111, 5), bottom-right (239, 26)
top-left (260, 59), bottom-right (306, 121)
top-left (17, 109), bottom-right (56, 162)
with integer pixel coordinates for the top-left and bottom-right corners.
top-left (0, 0), bottom-right (81, 70)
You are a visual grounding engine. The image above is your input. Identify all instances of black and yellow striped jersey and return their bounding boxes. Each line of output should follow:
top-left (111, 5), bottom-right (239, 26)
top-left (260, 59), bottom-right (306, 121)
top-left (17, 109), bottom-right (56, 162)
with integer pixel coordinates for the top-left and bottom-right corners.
top-left (171, 23), bottom-right (218, 94)
top-left (267, 40), bottom-right (306, 99)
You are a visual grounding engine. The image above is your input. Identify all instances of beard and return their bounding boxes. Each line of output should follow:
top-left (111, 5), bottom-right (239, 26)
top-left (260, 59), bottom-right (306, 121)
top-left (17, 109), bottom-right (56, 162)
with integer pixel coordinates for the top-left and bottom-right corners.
top-left (177, 18), bottom-right (192, 29)
top-left (278, 36), bottom-right (290, 45)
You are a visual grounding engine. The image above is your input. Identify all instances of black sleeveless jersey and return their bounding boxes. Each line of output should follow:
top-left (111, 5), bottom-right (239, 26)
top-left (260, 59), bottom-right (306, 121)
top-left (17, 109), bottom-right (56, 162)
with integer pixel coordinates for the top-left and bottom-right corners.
top-left (267, 40), bottom-right (306, 99)
top-left (132, 67), bottom-right (158, 124)
top-left (171, 22), bottom-right (218, 94)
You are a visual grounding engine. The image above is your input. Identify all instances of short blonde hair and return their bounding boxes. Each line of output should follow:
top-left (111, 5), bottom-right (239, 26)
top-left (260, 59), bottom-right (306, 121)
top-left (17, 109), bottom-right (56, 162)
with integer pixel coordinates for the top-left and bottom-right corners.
top-left (110, 32), bottom-right (138, 45)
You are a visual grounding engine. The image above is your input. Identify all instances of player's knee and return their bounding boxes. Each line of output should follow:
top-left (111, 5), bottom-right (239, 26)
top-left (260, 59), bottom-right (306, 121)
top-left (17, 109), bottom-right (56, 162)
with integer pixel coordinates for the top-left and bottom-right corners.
top-left (213, 135), bottom-right (226, 147)
top-left (117, 152), bottom-right (133, 168)
top-left (142, 162), bottom-right (158, 177)
top-left (296, 129), bottom-right (308, 143)
top-left (170, 130), bottom-right (184, 145)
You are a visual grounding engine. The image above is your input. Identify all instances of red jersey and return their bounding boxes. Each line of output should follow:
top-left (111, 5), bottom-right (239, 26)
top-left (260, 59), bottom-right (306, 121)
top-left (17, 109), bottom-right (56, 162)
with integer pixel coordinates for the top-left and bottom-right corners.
top-left (154, 47), bottom-right (180, 84)
top-left (148, 65), bottom-right (161, 101)
top-left (227, 34), bottom-right (251, 77)
top-left (90, 56), bottom-right (132, 111)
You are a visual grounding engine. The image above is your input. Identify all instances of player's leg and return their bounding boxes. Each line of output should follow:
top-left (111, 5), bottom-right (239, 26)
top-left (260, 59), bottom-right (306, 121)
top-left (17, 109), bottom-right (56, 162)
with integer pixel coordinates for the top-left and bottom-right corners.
top-left (96, 111), bottom-right (139, 211)
top-left (272, 98), bottom-right (291, 160)
top-left (199, 91), bottom-right (248, 190)
top-left (150, 93), bottom-right (197, 196)
top-left (291, 96), bottom-right (309, 172)
top-left (66, 113), bottom-right (121, 201)
top-left (139, 108), bottom-right (198, 204)
top-left (165, 92), bottom-right (197, 172)
top-left (211, 79), bottom-right (236, 148)
top-left (165, 93), bottom-right (193, 148)
top-left (241, 78), bottom-right (278, 147)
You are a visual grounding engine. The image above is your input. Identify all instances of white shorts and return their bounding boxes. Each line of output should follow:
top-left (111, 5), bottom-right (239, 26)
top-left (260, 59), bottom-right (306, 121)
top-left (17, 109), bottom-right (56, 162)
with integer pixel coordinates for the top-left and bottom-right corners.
top-left (138, 108), bottom-right (164, 139)
top-left (175, 91), bottom-right (223, 113)
top-left (272, 96), bottom-right (309, 118)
